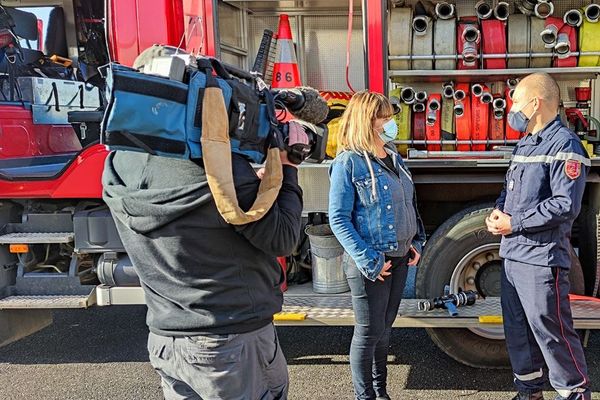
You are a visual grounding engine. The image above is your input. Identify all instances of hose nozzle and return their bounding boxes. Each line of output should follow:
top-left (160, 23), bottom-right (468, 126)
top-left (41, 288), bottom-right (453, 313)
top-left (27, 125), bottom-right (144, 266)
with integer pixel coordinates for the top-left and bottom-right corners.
top-left (453, 89), bottom-right (466, 102)
top-left (415, 90), bottom-right (428, 103)
top-left (413, 102), bottom-right (426, 113)
top-left (454, 103), bottom-right (465, 117)
top-left (506, 78), bottom-right (520, 89)
top-left (480, 92), bottom-right (493, 104)
top-left (476, 0), bottom-right (493, 20)
top-left (413, 15), bottom-right (431, 35)
top-left (494, 2), bottom-right (510, 21)
top-left (585, 3), bottom-right (600, 23)
top-left (564, 9), bottom-right (583, 27)
top-left (462, 25), bottom-right (481, 43)
top-left (554, 32), bottom-right (571, 59)
top-left (442, 84), bottom-right (455, 99)
top-left (471, 84), bottom-right (484, 98)
top-left (435, 2), bottom-right (455, 20)
top-left (534, 1), bottom-right (554, 19)
top-left (401, 87), bottom-right (416, 104)
top-left (540, 24), bottom-right (558, 48)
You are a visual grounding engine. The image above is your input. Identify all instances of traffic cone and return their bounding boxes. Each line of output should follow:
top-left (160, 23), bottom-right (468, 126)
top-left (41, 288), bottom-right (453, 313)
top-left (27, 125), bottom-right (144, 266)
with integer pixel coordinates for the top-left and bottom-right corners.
top-left (272, 14), bottom-right (301, 88)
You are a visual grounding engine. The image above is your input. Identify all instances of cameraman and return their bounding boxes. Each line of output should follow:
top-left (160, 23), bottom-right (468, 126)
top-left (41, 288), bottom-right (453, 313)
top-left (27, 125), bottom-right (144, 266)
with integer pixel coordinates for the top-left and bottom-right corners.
top-left (102, 144), bottom-right (303, 399)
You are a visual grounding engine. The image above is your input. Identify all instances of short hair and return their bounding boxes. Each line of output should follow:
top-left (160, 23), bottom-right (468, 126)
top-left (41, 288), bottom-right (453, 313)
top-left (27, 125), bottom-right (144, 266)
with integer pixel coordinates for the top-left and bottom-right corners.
top-left (338, 90), bottom-right (394, 155)
top-left (518, 72), bottom-right (560, 108)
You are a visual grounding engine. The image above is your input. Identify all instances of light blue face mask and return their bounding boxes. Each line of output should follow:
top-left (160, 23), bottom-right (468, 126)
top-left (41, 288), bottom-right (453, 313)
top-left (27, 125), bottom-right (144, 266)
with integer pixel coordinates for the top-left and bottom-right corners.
top-left (379, 119), bottom-right (398, 143)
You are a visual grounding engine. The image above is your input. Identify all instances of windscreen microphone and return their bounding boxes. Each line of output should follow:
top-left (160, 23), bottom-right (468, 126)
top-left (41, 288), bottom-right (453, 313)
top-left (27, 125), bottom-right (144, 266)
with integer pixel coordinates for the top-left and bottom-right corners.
top-left (273, 86), bottom-right (329, 125)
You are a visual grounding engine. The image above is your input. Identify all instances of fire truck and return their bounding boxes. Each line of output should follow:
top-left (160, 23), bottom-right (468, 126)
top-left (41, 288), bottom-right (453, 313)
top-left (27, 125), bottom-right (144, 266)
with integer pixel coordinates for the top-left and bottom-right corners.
top-left (1, 0), bottom-right (600, 369)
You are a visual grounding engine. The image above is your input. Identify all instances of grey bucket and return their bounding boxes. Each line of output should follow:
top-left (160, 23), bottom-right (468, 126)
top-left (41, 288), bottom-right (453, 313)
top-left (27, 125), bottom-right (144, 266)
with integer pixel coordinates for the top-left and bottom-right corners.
top-left (305, 224), bottom-right (350, 294)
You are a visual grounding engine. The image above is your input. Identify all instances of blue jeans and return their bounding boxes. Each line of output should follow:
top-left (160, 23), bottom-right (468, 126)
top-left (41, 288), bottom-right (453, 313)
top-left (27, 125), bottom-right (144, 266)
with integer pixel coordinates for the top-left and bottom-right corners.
top-left (344, 253), bottom-right (409, 400)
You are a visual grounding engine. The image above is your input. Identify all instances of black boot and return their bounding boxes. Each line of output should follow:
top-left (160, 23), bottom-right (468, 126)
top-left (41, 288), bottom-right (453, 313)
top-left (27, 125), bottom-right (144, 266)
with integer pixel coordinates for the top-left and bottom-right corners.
top-left (512, 391), bottom-right (544, 400)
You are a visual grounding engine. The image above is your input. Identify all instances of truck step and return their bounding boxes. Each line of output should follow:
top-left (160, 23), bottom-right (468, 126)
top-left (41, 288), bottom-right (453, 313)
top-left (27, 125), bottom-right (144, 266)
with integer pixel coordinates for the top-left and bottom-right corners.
top-left (0, 232), bottom-right (74, 244)
top-left (0, 294), bottom-right (93, 309)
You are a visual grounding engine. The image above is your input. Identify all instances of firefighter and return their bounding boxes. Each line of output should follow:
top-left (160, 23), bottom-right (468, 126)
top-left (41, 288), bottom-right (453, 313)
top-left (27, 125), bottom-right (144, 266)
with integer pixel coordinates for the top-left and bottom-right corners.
top-left (486, 73), bottom-right (591, 400)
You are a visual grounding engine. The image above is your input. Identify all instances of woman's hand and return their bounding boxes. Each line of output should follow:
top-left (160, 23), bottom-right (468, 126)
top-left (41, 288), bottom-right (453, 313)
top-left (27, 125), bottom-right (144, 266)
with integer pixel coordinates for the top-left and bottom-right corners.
top-left (377, 260), bottom-right (393, 281)
top-left (408, 246), bottom-right (421, 266)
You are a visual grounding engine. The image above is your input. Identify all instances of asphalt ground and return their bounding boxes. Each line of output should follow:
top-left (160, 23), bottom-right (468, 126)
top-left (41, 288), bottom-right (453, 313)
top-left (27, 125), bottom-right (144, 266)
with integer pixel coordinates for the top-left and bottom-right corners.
top-left (0, 305), bottom-right (599, 400)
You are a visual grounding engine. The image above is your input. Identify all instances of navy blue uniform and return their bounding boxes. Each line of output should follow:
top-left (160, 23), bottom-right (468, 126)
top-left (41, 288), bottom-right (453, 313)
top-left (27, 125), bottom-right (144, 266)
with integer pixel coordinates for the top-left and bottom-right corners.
top-left (496, 117), bottom-right (591, 399)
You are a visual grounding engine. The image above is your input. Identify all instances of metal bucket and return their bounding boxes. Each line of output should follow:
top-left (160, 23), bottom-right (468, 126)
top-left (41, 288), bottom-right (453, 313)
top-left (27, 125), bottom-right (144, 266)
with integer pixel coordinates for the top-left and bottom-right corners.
top-left (305, 224), bottom-right (349, 294)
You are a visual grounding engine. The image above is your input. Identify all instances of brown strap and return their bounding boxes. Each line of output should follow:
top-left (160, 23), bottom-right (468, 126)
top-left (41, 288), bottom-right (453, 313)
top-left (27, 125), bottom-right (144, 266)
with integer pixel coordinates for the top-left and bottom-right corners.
top-left (200, 86), bottom-right (283, 225)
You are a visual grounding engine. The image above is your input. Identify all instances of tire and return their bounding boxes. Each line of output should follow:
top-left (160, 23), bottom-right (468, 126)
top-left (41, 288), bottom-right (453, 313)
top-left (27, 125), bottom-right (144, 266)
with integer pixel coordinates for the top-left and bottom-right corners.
top-left (416, 204), bottom-right (509, 369)
top-left (417, 204), bottom-right (587, 369)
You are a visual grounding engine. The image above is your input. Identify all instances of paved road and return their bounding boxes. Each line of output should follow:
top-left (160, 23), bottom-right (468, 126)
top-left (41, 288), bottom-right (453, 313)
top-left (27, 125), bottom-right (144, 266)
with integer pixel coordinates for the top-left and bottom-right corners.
top-left (0, 305), bottom-right (599, 400)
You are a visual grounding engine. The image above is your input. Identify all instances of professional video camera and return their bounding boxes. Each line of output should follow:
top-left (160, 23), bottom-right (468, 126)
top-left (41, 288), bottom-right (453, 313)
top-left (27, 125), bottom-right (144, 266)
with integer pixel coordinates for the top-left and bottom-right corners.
top-left (102, 45), bottom-right (329, 166)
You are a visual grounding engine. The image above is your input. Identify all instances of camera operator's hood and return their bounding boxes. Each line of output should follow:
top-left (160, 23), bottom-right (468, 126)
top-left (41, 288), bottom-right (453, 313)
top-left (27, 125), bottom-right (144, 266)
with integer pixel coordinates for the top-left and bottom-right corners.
top-left (102, 151), bottom-right (212, 234)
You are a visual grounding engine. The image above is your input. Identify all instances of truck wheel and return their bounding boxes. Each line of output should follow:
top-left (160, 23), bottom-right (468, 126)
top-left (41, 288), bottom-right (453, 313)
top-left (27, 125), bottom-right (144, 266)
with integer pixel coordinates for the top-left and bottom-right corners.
top-left (416, 204), bottom-right (586, 368)
top-left (416, 205), bottom-right (509, 368)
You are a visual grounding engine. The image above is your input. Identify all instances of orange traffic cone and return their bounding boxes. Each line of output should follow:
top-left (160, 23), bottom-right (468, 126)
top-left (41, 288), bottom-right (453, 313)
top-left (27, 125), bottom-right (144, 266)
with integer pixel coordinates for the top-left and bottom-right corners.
top-left (272, 14), bottom-right (301, 88)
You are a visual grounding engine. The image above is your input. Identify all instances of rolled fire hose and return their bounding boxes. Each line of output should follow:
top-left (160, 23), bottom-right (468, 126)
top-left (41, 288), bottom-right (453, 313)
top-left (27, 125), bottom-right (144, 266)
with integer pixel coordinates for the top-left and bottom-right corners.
top-left (413, 15), bottom-right (434, 70)
top-left (554, 24), bottom-right (577, 67)
top-left (434, 18), bottom-right (457, 70)
top-left (441, 84), bottom-right (455, 151)
top-left (508, 14), bottom-right (531, 68)
top-left (389, 7), bottom-right (413, 70)
top-left (534, 1), bottom-right (554, 19)
top-left (471, 84), bottom-right (490, 151)
top-left (564, 9), bottom-right (583, 28)
top-left (585, 3), bottom-right (600, 23)
top-left (505, 87), bottom-right (521, 140)
top-left (435, 2), bottom-right (455, 20)
top-left (401, 86), bottom-right (416, 104)
top-left (494, 2), bottom-right (510, 21)
top-left (201, 84), bottom-right (282, 225)
top-left (454, 83), bottom-right (472, 151)
top-left (481, 19), bottom-right (507, 69)
top-left (476, 0), bottom-right (493, 20)
top-left (426, 94), bottom-right (442, 151)
top-left (490, 95), bottom-right (506, 145)
top-left (578, 16), bottom-right (600, 67)
top-left (390, 87), bottom-right (411, 156)
top-left (458, 19), bottom-right (480, 70)
top-left (412, 108), bottom-right (427, 150)
top-left (529, 16), bottom-right (553, 68)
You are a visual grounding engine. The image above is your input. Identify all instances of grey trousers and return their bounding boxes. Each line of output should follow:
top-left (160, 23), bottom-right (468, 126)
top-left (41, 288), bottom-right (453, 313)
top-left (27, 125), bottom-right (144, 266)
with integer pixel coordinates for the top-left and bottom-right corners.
top-left (147, 323), bottom-right (289, 400)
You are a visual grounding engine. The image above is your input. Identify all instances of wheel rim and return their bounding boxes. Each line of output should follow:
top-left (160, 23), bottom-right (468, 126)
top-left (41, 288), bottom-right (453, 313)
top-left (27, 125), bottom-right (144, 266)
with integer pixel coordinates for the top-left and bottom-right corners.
top-left (449, 243), bottom-right (505, 340)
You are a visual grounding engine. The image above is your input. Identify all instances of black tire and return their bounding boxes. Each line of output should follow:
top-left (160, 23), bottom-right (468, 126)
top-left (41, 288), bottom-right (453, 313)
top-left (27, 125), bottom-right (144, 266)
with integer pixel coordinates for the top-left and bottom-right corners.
top-left (417, 204), bottom-right (587, 369)
top-left (416, 204), bottom-right (509, 369)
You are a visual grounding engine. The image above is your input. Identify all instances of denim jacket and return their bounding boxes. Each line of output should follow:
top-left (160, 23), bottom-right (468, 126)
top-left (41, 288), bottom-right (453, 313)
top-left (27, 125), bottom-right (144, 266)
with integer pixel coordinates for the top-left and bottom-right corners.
top-left (328, 147), bottom-right (426, 281)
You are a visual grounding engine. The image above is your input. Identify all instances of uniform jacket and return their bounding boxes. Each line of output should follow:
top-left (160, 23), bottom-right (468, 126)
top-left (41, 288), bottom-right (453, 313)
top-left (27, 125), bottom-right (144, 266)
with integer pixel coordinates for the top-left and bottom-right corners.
top-left (496, 117), bottom-right (590, 268)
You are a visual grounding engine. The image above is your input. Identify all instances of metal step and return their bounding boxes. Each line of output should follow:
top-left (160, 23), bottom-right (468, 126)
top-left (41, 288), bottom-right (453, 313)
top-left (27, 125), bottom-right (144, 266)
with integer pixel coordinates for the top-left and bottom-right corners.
top-left (0, 294), bottom-right (94, 309)
top-left (279, 292), bottom-right (600, 329)
top-left (93, 283), bottom-right (600, 329)
top-left (0, 232), bottom-right (74, 244)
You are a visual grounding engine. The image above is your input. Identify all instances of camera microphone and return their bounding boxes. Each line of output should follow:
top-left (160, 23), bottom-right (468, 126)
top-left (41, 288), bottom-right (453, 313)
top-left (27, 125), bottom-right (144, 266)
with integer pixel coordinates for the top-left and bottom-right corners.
top-left (273, 86), bottom-right (329, 125)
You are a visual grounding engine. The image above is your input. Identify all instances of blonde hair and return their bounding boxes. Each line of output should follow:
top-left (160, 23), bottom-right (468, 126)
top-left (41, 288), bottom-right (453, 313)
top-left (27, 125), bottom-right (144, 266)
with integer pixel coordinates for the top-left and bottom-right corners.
top-left (338, 90), bottom-right (394, 155)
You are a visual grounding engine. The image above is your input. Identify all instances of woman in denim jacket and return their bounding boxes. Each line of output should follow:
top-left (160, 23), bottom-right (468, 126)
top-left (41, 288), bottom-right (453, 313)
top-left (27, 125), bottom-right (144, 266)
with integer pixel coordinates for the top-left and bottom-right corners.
top-left (328, 91), bottom-right (426, 400)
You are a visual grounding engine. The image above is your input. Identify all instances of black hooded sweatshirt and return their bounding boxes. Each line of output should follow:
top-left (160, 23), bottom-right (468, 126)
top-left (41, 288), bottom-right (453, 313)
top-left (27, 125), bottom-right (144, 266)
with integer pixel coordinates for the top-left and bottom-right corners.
top-left (102, 151), bottom-right (303, 335)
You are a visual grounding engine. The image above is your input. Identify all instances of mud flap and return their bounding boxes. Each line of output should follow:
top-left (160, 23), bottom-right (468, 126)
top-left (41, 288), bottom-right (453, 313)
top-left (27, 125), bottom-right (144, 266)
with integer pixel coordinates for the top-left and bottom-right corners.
top-left (0, 309), bottom-right (52, 348)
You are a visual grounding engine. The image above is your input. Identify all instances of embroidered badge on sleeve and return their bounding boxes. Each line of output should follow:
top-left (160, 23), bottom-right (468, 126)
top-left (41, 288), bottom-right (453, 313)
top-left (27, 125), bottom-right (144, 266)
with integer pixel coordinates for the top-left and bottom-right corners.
top-left (565, 159), bottom-right (582, 180)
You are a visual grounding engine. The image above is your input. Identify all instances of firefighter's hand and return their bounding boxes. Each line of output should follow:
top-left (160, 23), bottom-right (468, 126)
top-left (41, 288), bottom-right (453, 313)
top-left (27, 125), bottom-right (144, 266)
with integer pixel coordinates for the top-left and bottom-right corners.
top-left (408, 246), bottom-right (420, 266)
top-left (256, 168), bottom-right (266, 180)
top-left (486, 209), bottom-right (512, 236)
top-left (377, 260), bottom-right (393, 282)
